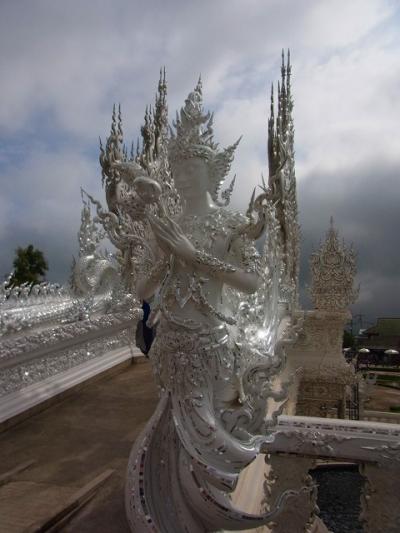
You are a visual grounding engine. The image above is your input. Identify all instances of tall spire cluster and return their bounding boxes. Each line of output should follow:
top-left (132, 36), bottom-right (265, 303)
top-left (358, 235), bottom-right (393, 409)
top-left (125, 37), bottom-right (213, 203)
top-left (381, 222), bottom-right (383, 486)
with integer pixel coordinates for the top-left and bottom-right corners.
top-left (267, 49), bottom-right (300, 306)
top-left (99, 67), bottom-right (169, 189)
top-left (268, 49), bottom-right (292, 178)
top-left (139, 67), bottom-right (168, 168)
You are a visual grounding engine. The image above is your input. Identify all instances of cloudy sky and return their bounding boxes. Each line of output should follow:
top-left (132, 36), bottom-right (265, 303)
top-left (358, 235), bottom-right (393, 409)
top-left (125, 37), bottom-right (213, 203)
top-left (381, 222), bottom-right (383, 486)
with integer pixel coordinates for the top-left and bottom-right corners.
top-left (0, 0), bottom-right (399, 326)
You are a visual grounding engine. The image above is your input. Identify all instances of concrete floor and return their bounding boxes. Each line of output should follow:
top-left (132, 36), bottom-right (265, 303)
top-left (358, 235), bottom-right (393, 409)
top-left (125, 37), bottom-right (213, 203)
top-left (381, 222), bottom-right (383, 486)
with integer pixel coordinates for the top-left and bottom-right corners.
top-left (365, 383), bottom-right (400, 411)
top-left (2, 360), bottom-right (383, 532)
top-left (0, 359), bottom-right (158, 532)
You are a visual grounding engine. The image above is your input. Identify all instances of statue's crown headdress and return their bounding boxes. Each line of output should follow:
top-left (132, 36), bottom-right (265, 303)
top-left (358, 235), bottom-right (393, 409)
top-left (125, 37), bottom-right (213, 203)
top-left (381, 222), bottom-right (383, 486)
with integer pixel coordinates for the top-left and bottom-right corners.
top-left (169, 78), bottom-right (241, 201)
top-left (169, 77), bottom-right (216, 162)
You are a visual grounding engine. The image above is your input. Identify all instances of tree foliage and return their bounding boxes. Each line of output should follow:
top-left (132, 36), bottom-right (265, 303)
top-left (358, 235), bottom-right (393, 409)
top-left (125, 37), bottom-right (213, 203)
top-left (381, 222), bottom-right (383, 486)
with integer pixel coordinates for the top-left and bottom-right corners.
top-left (9, 244), bottom-right (48, 286)
top-left (343, 329), bottom-right (355, 348)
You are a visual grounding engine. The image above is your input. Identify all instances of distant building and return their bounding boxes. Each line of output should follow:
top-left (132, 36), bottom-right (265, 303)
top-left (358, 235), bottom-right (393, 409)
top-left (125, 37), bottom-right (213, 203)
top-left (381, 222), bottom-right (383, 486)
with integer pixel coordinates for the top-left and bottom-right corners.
top-left (286, 219), bottom-right (359, 419)
top-left (358, 318), bottom-right (400, 365)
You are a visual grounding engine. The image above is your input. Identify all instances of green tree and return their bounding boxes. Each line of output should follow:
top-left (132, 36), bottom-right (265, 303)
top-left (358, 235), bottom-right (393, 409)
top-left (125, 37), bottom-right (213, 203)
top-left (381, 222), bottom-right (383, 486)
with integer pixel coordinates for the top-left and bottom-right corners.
top-left (9, 244), bottom-right (48, 286)
top-left (343, 329), bottom-right (355, 348)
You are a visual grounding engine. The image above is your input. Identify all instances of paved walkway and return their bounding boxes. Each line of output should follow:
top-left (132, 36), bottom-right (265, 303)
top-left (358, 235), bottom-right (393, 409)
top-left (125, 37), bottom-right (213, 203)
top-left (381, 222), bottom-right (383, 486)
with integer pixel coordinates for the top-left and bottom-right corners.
top-left (2, 360), bottom-right (383, 532)
top-left (0, 359), bottom-right (158, 532)
top-left (365, 384), bottom-right (400, 411)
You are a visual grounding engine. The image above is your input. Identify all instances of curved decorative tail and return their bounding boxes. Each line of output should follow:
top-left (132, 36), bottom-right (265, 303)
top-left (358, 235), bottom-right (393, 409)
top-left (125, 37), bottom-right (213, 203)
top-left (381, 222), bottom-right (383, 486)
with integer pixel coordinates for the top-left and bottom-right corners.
top-left (126, 392), bottom-right (310, 532)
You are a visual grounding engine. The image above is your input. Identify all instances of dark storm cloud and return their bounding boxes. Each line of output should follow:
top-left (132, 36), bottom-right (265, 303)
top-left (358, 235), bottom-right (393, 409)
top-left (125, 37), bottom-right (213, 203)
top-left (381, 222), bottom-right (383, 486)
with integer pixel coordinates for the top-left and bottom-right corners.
top-left (298, 161), bottom-right (400, 323)
top-left (0, 0), bottom-right (399, 325)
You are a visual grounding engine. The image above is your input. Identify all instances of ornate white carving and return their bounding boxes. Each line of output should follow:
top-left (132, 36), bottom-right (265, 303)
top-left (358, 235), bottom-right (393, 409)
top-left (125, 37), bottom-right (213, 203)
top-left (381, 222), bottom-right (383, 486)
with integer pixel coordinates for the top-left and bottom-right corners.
top-left (0, 192), bottom-right (129, 339)
top-left (268, 50), bottom-right (300, 308)
top-left (0, 278), bottom-right (74, 336)
top-left (264, 454), bottom-right (318, 533)
top-left (310, 218), bottom-right (358, 311)
top-left (87, 68), bottom-right (181, 302)
top-left (287, 309), bottom-right (356, 418)
top-left (0, 310), bottom-right (139, 397)
top-left (0, 346), bottom-right (138, 424)
top-left (0, 329), bottom-right (132, 397)
top-left (0, 169), bottom-right (140, 396)
top-left (0, 310), bottom-right (134, 365)
top-left (70, 192), bottom-right (119, 298)
top-left (113, 56), bottom-right (309, 532)
top-left (266, 415), bottom-right (400, 463)
top-left (264, 417), bottom-right (400, 532)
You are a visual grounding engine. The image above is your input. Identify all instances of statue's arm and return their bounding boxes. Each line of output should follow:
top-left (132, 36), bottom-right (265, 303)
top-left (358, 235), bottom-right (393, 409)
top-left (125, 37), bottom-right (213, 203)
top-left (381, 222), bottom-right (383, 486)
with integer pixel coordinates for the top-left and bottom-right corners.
top-left (148, 213), bottom-right (261, 294)
top-left (192, 248), bottom-right (260, 294)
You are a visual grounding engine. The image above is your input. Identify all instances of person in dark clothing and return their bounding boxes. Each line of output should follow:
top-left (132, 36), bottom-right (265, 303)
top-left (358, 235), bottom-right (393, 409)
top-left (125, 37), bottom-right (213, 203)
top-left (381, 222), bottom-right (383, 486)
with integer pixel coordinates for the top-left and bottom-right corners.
top-left (135, 300), bottom-right (156, 355)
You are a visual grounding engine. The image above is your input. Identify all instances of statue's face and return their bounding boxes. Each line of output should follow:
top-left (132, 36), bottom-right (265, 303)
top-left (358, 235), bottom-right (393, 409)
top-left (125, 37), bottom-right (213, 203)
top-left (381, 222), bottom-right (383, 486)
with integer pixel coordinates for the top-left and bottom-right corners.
top-left (171, 157), bottom-right (209, 197)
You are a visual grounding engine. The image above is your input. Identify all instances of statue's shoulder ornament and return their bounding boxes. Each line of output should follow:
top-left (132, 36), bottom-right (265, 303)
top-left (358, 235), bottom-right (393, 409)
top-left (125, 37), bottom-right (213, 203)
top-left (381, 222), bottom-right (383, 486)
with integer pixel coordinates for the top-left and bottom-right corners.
top-left (225, 211), bottom-right (263, 274)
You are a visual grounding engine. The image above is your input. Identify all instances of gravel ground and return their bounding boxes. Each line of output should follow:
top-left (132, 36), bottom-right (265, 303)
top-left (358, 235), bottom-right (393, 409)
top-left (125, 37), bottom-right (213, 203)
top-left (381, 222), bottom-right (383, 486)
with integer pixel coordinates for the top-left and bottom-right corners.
top-left (311, 465), bottom-right (364, 533)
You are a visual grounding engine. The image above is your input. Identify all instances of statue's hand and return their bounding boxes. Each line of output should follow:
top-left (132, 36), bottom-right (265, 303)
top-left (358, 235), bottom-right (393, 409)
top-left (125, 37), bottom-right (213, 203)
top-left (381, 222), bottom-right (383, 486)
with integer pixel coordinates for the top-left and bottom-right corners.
top-left (148, 214), bottom-right (196, 263)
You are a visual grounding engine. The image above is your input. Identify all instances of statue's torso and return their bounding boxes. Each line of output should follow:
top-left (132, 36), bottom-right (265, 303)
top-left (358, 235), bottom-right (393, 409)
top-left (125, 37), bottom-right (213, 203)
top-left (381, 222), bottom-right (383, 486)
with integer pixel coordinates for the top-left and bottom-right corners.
top-left (158, 208), bottom-right (245, 329)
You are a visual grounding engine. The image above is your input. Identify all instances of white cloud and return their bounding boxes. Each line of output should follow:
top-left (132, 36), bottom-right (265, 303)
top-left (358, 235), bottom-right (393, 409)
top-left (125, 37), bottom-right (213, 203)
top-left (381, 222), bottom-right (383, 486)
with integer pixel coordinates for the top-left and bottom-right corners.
top-left (0, 146), bottom-right (103, 279)
top-left (0, 0), bottom-right (395, 140)
top-left (294, 39), bottom-right (400, 179)
top-left (0, 0), bottom-right (399, 319)
top-left (301, 0), bottom-right (393, 47)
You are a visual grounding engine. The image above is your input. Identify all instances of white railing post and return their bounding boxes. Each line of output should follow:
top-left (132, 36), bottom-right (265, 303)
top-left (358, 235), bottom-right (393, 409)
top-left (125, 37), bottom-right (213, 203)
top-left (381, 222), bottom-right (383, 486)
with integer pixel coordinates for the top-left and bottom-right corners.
top-left (264, 454), bottom-right (318, 532)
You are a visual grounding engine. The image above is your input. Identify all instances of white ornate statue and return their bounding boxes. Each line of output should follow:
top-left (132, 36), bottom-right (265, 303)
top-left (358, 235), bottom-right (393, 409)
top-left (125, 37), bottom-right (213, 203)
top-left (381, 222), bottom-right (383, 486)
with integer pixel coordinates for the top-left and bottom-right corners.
top-left (86, 55), bottom-right (303, 531)
top-left (70, 191), bottom-right (119, 298)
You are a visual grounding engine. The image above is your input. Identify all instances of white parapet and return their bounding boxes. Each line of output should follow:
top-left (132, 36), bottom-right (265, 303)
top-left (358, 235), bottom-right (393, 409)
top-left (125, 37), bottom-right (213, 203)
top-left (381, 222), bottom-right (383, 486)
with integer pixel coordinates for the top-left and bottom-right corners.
top-left (0, 345), bottom-right (143, 425)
